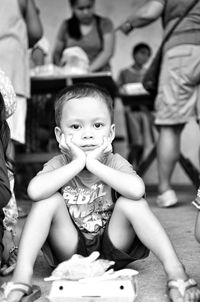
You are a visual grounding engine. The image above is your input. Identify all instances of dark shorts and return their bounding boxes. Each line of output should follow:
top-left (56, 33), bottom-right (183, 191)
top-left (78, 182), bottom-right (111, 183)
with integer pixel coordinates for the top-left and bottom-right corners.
top-left (42, 223), bottom-right (149, 271)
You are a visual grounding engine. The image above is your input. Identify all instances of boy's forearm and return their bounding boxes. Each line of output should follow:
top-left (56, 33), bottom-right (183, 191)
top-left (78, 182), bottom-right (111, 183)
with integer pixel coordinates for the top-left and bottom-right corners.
top-left (28, 159), bottom-right (85, 201)
top-left (87, 159), bottom-right (145, 200)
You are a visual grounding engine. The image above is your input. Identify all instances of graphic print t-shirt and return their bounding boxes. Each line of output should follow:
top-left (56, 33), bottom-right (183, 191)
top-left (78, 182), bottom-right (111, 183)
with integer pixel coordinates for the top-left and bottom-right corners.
top-left (40, 153), bottom-right (135, 235)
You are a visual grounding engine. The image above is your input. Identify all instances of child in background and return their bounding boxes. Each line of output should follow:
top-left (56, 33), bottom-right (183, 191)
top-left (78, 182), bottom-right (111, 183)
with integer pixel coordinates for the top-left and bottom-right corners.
top-left (1, 84), bottom-right (200, 302)
top-left (118, 43), bottom-right (155, 164)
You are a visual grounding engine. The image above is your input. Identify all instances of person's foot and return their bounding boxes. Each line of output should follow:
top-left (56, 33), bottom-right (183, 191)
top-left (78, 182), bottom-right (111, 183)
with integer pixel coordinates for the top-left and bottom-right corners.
top-left (0, 282), bottom-right (41, 302)
top-left (156, 189), bottom-right (178, 208)
top-left (168, 278), bottom-right (200, 302)
top-left (0, 246), bottom-right (18, 276)
top-left (17, 206), bottom-right (27, 219)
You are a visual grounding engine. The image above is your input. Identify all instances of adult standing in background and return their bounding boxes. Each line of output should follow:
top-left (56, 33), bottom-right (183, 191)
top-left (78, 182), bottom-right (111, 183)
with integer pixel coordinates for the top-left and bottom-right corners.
top-left (53, 0), bottom-right (115, 72)
top-left (119, 0), bottom-right (200, 208)
top-left (0, 0), bottom-right (43, 228)
top-left (0, 0), bottom-right (43, 147)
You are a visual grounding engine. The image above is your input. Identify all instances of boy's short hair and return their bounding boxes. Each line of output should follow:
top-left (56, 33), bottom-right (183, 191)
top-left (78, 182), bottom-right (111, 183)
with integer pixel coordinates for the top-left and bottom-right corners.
top-left (55, 83), bottom-right (114, 126)
top-left (132, 43), bottom-right (152, 58)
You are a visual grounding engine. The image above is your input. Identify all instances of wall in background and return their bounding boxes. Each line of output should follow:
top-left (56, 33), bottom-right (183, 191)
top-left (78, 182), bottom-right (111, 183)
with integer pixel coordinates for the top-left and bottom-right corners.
top-left (36, 0), bottom-right (200, 186)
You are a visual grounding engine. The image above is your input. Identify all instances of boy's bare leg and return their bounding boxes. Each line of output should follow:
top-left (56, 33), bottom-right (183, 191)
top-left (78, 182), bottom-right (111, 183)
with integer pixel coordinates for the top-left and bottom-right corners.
top-left (7, 193), bottom-right (78, 302)
top-left (108, 197), bottom-right (199, 301)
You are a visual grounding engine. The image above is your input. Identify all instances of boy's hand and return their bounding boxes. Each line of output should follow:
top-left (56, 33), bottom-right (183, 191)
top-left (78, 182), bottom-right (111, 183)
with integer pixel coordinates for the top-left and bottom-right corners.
top-left (59, 134), bottom-right (86, 165)
top-left (86, 137), bottom-right (112, 167)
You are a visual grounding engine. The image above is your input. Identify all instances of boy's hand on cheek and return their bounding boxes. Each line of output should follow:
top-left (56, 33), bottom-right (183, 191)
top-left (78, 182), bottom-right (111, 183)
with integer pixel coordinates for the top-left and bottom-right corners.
top-left (86, 137), bottom-right (112, 168)
top-left (59, 134), bottom-right (86, 166)
top-left (66, 135), bottom-right (86, 164)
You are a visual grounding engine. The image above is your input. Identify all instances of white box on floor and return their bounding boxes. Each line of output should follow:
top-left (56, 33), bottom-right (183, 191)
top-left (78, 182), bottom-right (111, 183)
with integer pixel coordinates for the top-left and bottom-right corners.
top-left (47, 269), bottom-right (138, 302)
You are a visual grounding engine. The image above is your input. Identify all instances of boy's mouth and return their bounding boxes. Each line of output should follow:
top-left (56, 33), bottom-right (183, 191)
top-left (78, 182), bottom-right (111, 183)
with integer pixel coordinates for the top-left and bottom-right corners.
top-left (81, 145), bottom-right (97, 151)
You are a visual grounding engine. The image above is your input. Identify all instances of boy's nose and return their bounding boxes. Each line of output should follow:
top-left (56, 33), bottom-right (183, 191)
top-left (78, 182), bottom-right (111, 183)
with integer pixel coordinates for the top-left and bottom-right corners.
top-left (82, 128), bottom-right (94, 139)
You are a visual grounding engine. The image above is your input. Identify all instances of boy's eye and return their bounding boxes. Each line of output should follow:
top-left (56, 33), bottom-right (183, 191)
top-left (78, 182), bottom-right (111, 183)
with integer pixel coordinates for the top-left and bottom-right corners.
top-left (71, 124), bottom-right (81, 130)
top-left (94, 123), bottom-right (103, 129)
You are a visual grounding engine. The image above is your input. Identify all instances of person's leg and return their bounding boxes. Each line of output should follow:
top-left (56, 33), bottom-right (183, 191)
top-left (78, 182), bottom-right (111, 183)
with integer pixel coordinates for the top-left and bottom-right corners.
top-left (156, 125), bottom-right (183, 194)
top-left (140, 110), bottom-right (155, 159)
top-left (6, 192), bottom-right (78, 302)
top-left (108, 197), bottom-right (200, 301)
top-left (109, 197), bottom-right (184, 277)
top-left (194, 211), bottom-right (200, 243)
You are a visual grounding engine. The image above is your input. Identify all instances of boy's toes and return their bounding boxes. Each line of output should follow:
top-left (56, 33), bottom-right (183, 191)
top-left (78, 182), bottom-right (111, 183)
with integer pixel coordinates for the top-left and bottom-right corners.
top-left (168, 288), bottom-right (183, 302)
top-left (184, 287), bottom-right (200, 302)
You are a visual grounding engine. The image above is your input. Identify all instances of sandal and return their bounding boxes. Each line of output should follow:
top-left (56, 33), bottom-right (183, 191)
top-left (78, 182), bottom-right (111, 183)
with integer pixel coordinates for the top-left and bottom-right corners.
top-left (0, 246), bottom-right (18, 276)
top-left (167, 278), bottom-right (200, 301)
top-left (0, 282), bottom-right (41, 302)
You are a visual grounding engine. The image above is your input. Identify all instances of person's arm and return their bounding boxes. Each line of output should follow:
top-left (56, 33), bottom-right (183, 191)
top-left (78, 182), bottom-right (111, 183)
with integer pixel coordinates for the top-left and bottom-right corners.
top-left (28, 136), bottom-right (86, 201)
top-left (89, 19), bottom-right (115, 72)
top-left (18, 0), bottom-right (43, 48)
top-left (118, 0), bottom-right (164, 34)
top-left (27, 159), bottom-right (85, 201)
top-left (52, 22), bottom-right (66, 66)
top-left (86, 139), bottom-right (145, 200)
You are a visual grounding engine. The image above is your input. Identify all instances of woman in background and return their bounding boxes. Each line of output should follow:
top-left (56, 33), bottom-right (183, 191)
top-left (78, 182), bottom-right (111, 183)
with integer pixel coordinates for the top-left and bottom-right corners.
top-left (53, 0), bottom-right (115, 72)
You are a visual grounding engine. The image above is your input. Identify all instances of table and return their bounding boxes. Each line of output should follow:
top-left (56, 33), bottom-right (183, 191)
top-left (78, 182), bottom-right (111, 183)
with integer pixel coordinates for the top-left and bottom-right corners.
top-left (16, 72), bottom-right (118, 164)
top-left (120, 92), bottom-right (200, 188)
top-left (31, 71), bottom-right (118, 97)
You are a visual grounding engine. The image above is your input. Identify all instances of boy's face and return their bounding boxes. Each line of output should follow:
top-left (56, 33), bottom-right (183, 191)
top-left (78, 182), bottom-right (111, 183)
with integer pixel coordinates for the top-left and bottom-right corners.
top-left (134, 48), bottom-right (150, 67)
top-left (55, 96), bottom-right (115, 152)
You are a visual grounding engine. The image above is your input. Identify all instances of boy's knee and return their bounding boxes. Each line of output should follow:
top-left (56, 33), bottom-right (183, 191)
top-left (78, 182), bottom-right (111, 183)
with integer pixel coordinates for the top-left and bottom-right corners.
top-left (115, 196), bottom-right (149, 213)
top-left (32, 192), bottom-right (64, 212)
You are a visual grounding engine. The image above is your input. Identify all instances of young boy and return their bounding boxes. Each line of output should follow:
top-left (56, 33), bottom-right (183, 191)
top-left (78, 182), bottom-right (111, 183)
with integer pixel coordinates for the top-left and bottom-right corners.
top-left (1, 84), bottom-right (200, 302)
top-left (118, 42), bottom-right (152, 85)
top-left (117, 43), bottom-right (155, 164)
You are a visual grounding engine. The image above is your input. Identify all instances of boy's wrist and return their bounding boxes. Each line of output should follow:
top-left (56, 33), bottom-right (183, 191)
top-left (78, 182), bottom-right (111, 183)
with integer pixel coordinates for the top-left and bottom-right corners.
top-left (72, 157), bottom-right (85, 170)
top-left (86, 157), bottom-right (99, 171)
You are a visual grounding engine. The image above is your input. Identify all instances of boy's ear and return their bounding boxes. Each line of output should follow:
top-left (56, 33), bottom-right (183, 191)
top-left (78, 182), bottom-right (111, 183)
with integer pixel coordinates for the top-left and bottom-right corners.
top-left (54, 126), bottom-right (62, 144)
top-left (110, 124), bottom-right (115, 143)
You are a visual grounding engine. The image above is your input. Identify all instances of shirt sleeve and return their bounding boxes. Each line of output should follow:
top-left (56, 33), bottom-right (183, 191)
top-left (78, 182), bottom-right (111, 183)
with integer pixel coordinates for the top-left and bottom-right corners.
top-left (107, 153), bottom-right (136, 174)
top-left (38, 154), bottom-right (67, 174)
top-left (100, 17), bottom-right (114, 34)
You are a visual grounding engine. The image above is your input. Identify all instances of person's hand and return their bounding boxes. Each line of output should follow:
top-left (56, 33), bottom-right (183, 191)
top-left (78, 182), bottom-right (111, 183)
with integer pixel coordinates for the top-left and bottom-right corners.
top-left (86, 137), bottom-right (112, 168)
top-left (59, 134), bottom-right (86, 165)
top-left (116, 20), bottom-right (134, 35)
